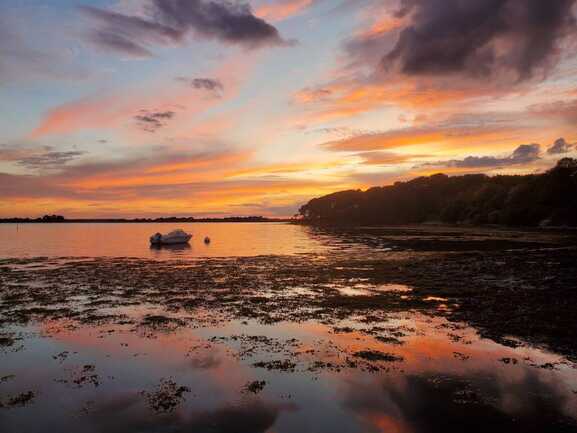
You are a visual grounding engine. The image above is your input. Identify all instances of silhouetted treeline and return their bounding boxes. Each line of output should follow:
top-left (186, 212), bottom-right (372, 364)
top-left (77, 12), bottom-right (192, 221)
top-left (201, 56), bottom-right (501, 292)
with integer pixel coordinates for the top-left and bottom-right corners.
top-left (0, 215), bottom-right (282, 224)
top-left (299, 158), bottom-right (577, 227)
top-left (1, 214), bottom-right (66, 223)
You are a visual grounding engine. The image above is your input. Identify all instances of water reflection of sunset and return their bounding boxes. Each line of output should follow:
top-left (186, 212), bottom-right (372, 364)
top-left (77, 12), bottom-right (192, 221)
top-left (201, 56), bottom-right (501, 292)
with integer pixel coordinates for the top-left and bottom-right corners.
top-left (23, 307), bottom-right (577, 433)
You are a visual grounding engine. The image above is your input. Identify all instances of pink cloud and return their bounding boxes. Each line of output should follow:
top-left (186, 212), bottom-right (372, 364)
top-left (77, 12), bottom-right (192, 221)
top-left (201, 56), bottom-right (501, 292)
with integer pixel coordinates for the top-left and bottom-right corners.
top-left (255, 0), bottom-right (314, 22)
top-left (30, 54), bottom-right (258, 139)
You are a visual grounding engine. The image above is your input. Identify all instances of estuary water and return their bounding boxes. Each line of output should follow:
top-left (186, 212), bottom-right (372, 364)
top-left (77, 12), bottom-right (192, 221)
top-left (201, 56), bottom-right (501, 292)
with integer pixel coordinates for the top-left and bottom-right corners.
top-left (0, 222), bottom-right (327, 258)
top-left (1, 224), bottom-right (576, 432)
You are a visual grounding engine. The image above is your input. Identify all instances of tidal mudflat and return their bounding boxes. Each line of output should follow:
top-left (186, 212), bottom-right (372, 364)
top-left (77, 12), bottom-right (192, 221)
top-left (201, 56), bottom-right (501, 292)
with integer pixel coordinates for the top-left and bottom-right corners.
top-left (1, 224), bottom-right (577, 432)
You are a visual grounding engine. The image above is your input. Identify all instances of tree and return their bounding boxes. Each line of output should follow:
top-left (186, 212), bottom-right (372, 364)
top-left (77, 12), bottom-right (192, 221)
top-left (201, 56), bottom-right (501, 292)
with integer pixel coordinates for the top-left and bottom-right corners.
top-left (298, 159), bottom-right (577, 227)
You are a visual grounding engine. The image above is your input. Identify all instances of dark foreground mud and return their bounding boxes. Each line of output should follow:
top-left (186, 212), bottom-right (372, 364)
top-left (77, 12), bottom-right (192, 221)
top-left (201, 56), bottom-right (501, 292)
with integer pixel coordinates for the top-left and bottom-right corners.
top-left (0, 226), bottom-right (576, 432)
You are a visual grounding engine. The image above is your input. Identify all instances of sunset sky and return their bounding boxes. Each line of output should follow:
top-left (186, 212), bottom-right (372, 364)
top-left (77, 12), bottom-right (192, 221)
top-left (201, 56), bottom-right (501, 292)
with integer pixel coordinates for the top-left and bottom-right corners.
top-left (1, 0), bottom-right (576, 218)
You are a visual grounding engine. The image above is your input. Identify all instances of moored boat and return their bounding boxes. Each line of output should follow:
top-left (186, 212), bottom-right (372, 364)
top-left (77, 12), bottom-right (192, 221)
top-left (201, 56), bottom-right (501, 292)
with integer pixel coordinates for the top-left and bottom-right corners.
top-left (150, 229), bottom-right (192, 245)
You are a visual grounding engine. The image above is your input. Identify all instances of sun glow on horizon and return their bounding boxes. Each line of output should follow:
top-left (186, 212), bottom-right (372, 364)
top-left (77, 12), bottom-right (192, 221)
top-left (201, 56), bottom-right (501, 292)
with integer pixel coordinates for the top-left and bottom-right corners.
top-left (1, 0), bottom-right (576, 218)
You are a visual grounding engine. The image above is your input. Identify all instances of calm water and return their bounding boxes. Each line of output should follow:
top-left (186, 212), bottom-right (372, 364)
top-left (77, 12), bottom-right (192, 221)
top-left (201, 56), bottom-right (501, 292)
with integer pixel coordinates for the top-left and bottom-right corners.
top-left (1, 224), bottom-right (576, 432)
top-left (2, 313), bottom-right (576, 433)
top-left (1, 222), bottom-right (563, 259)
top-left (0, 223), bottom-right (331, 258)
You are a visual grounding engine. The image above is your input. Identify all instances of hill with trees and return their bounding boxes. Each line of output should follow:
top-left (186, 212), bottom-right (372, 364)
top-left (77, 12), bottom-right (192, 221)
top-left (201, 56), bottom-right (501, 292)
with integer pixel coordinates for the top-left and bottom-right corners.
top-left (298, 158), bottom-right (577, 227)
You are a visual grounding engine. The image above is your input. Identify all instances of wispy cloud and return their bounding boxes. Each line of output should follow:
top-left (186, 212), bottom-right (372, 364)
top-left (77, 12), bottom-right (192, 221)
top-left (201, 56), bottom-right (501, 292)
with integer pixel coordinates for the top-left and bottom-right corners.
top-left (319, 119), bottom-right (523, 153)
top-left (255, 0), bottom-right (314, 22)
top-left (134, 110), bottom-right (176, 133)
top-left (17, 150), bottom-right (86, 170)
top-left (0, 144), bottom-right (85, 171)
top-left (175, 77), bottom-right (224, 95)
top-left (529, 99), bottom-right (577, 125)
top-left (355, 151), bottom-right (430, 165)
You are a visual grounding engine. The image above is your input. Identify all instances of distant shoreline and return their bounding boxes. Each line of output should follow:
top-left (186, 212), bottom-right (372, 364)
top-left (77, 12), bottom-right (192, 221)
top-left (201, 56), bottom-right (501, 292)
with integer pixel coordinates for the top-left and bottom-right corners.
top-left (291, 220), bottom-right (577, 231)
top-left (3, 219), bottom-right (574, 230)
top-left (0, 217), bottom-right (291, 224)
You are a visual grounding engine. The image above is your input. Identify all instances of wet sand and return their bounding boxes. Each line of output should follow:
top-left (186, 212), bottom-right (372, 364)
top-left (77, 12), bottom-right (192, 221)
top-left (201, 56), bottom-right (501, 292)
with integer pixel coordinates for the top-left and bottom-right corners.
top-left (1, 226), bottom-right (577, 432)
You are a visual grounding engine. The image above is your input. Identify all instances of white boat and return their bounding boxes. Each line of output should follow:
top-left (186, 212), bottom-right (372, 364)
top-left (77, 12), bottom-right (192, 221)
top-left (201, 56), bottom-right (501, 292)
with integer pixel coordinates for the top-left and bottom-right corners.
top-left (150, 229), bottom-right (192, 245)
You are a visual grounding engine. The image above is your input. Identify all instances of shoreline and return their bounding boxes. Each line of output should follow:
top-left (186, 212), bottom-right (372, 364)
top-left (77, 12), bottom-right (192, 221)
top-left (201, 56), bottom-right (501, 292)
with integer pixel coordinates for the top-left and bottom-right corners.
top-left (292, 220), bottom-right (577, 231)
top-left (0, 219), bottom-right (290, 224)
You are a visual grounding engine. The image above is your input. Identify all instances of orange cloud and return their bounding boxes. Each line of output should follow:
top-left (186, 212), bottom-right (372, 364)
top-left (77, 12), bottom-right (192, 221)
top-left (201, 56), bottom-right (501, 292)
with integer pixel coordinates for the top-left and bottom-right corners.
top-left (66, 151), bottom-right (251, 189)
top-left (324, 130), bottom-right (444, 152)
top-left (353, 8), bottom-right (406, 40)
top-left (31, 94), bottom-right (127, 137)
top-left (292, 78), bottom-right (495, 125)
top-left (0, 147), bottom-right (359, 218)
top-left (30, 85), bottom-right (220, 139)
top-left (226, 159), bottom-right (347, 178)
top-left (356, 151), bottom-right (431, 165)
top-left (255, 0), bottom-right (313, 22)
top-left (321, 125), bottom-right (529, 153)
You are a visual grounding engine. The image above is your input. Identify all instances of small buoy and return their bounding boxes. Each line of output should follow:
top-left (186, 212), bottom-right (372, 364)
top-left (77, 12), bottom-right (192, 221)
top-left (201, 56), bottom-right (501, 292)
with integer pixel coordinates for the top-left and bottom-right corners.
top-left (204, 236), bottom-right (211, 244)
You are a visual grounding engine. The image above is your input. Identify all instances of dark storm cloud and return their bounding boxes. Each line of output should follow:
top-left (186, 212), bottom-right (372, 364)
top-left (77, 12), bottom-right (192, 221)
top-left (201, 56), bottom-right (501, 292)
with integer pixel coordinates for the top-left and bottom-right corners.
top-left (81, 6), bottom-right (181, 57)
top-left (152, 0), bottom-right (287, 46)
top-left (134, 110), bottom-right (176, 132)
top-left (547, 138), bottom-right (574, 155)
top-left (81, 0), bottom-right (288, 56)
top-left (430, 143), bottom-right (541, 169)
top-left (383, 0), bottom-right (577, 80)
top-left (175, 76), bottom-right (224, 93)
